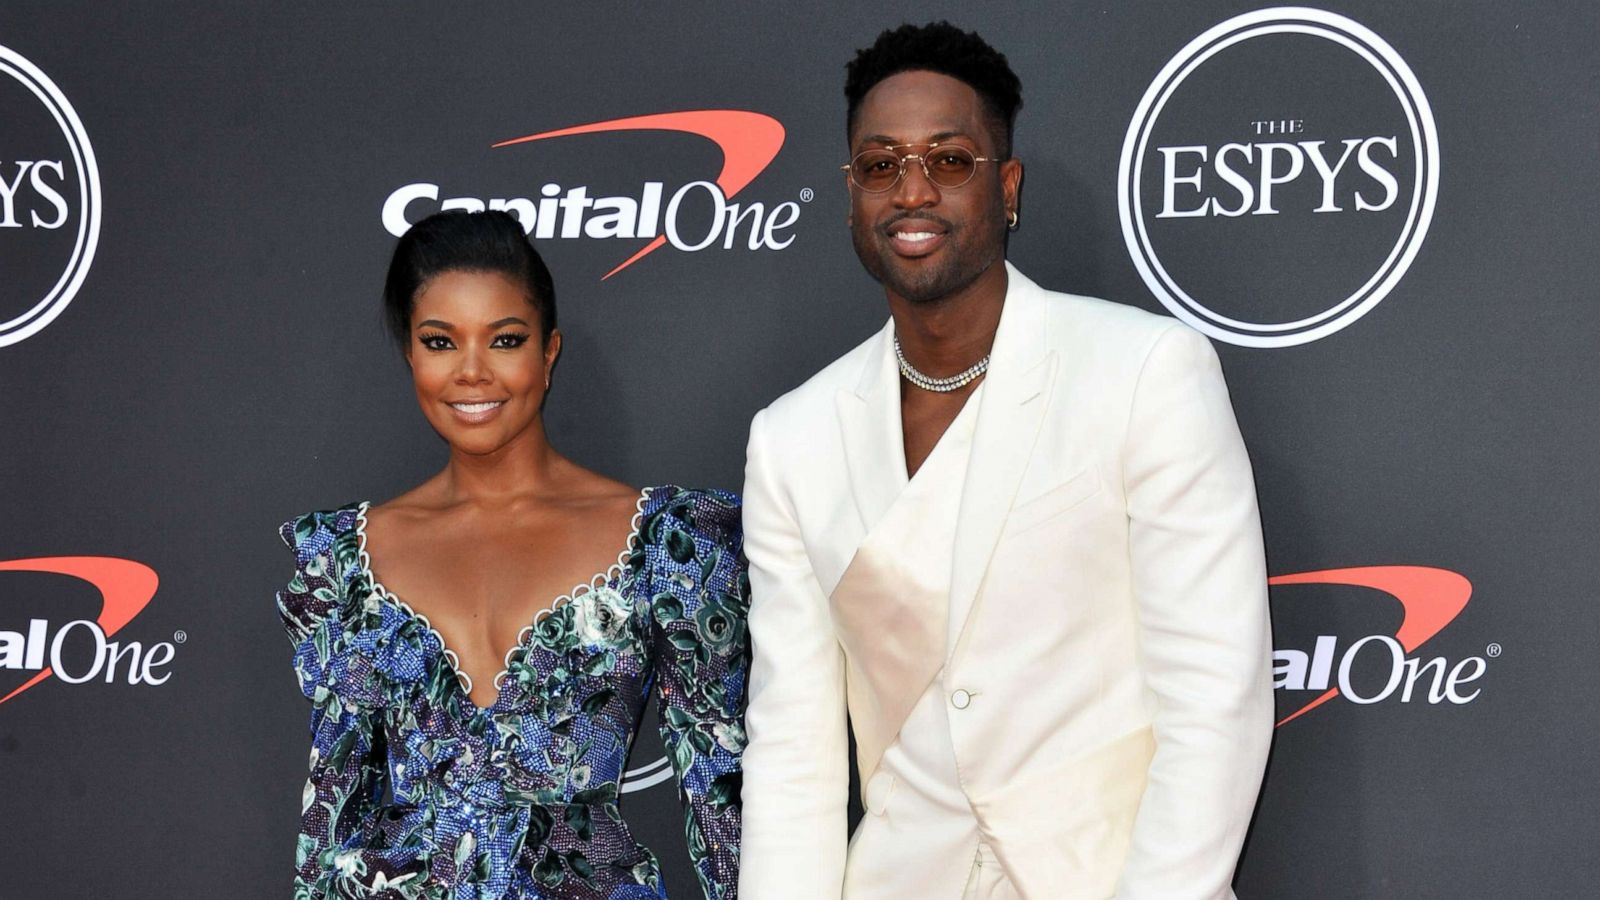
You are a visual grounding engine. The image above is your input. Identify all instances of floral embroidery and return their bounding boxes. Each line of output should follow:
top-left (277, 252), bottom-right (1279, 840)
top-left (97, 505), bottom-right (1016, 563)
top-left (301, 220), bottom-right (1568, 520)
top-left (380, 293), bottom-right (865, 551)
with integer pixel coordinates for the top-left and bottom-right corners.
top-left (276, 487), bottom-right (748, 899)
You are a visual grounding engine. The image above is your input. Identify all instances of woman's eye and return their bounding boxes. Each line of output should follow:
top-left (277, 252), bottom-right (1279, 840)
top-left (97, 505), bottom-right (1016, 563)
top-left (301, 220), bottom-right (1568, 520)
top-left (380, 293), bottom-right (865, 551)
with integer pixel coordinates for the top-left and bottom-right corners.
top-left (418, 334), bottom-right (453, 351)
top-left (492, 333), bottom-right (531, 349)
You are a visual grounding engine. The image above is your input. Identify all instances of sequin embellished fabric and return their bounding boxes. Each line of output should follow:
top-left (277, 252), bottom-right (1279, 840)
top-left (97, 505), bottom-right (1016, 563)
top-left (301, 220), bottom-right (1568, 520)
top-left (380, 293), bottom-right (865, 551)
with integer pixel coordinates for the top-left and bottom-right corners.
top-left (277, 486), bottom-right (747, 899)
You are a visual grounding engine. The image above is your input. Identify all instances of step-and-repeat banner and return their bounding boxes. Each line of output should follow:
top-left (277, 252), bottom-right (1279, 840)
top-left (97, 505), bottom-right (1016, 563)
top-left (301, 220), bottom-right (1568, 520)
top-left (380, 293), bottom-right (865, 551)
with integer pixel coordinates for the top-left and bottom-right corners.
top-left (2, 3), bottom-right (1595, 897)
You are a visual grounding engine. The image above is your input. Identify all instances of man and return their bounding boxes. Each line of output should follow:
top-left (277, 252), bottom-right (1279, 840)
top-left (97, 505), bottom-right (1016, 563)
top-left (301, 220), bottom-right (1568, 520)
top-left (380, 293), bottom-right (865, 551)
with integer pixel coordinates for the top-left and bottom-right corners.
top-left (738, 21), bottom-right (1273, 900)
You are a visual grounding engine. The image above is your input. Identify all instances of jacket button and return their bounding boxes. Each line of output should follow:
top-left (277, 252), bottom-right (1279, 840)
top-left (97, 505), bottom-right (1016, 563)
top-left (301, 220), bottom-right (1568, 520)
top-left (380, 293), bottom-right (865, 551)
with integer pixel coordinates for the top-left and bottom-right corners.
top-left (950, 689), bottom-right (972, 709)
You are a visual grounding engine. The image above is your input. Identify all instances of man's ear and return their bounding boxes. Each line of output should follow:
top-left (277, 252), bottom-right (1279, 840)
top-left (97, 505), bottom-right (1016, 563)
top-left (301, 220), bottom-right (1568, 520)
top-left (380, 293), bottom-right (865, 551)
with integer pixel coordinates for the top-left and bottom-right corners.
top-left (1002, 157), bottom-right (1024, 216)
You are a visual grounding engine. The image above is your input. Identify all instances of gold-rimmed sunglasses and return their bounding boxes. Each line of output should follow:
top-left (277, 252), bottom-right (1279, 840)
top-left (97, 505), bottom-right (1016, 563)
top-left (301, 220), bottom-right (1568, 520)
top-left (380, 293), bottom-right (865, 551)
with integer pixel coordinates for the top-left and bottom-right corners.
top-left (841, 142), bottom-right (1004, 193)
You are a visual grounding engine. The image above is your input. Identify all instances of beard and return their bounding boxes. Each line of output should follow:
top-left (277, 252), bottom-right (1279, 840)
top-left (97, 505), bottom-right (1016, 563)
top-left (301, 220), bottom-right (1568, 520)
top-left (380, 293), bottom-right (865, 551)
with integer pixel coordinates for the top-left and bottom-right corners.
top-left (850, 207), bottom-right (1006, 306)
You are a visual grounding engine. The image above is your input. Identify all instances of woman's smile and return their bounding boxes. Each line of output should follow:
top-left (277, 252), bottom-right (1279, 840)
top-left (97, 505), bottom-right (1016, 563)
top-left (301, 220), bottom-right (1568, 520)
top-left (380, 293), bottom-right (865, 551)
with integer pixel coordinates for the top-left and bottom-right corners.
top-left (446, 399), bottom-right (508, 423)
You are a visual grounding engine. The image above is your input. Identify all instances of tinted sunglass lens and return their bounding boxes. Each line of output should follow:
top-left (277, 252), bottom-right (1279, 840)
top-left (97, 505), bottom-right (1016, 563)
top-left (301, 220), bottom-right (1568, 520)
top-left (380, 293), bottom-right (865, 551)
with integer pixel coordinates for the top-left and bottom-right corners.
top-left (852, 151), bottom-right (902, 192)
top-left (926, 147), bottom-right (977, 188)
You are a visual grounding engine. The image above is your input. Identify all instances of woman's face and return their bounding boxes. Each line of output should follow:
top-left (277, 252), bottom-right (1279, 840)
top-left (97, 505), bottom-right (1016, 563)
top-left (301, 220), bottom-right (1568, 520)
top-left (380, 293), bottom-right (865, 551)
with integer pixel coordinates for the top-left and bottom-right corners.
top-left (404, 269), bottom-right (558, 457)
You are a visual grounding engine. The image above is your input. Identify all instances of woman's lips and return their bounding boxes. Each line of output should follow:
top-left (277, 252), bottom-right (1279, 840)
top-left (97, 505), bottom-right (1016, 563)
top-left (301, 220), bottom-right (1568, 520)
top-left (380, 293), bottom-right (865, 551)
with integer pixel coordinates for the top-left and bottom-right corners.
top-left (446, 400), bottom-right (506, 424)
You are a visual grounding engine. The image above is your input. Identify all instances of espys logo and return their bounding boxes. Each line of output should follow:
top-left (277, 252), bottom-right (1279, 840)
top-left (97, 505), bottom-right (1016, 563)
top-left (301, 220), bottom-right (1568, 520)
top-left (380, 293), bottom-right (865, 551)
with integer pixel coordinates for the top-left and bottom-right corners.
top-left (0, 557), bottom-right (175, 707)
top-left (0, 44), bottom-right (101, 347)
top-left (383, 110), bottom-right (801, 280)
top-left (1271, 566), bottom-right (1492, 726)
top-left (1118, 8), bottom-right (1438, 347)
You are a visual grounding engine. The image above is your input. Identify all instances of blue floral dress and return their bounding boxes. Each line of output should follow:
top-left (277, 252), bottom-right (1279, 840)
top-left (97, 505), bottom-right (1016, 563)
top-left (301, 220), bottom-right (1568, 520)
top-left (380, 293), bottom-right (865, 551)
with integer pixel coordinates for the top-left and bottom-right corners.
top-left (276, 486), bottom-right (748, 900)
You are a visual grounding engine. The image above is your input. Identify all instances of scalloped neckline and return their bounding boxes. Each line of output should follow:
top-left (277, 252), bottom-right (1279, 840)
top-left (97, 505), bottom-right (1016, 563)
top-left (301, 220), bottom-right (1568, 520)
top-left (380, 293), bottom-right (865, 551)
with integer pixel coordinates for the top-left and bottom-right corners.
top-left (352, 486), bottom-right (655, 714)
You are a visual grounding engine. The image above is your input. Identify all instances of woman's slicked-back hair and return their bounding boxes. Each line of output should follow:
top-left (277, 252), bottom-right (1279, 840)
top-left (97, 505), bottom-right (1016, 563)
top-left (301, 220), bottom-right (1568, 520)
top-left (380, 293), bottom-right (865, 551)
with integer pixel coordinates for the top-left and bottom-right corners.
top-left (382, 209), bottom-right (556, 346)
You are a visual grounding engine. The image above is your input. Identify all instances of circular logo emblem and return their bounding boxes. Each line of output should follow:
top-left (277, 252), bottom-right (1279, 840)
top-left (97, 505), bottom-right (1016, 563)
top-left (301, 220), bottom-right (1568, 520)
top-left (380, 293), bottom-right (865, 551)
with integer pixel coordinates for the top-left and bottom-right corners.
top-left (1118, 8), bottom-right (1438, 348)
top-left (0, 44), bottom-right (101, 347)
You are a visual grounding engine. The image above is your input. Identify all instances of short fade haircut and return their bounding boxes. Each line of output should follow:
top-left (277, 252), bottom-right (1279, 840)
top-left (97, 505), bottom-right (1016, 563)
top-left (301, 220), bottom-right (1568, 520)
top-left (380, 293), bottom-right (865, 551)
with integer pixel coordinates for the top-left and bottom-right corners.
top-left (382, 209), bottom-right (557, 347)
top-left (844, 21), bottom-right (1023, 157)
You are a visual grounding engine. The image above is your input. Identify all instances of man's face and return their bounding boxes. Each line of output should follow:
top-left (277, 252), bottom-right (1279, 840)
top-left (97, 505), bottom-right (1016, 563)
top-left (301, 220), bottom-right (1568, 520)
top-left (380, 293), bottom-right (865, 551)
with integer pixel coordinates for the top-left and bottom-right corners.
top-left (847, 69), bottom-right (1022, 305)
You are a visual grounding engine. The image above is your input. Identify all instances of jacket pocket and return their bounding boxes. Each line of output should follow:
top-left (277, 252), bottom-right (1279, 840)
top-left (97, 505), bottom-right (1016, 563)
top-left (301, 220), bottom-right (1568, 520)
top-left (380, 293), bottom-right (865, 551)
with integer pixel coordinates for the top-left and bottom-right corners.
top-left (1005, 467), bottom-right (1101, 536)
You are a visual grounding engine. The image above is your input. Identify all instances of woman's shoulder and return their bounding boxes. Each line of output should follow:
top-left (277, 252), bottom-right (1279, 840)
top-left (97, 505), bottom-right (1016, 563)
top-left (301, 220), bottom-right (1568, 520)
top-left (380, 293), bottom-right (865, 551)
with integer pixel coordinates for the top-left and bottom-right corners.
top-left (635, 485), bottom-right (745, 584)
top-left (277, 503), bottom-right (365, 555)
top-left (275, 502), bottom-right (366, 647)
top-left (639, 485), bottom-right (742, 536)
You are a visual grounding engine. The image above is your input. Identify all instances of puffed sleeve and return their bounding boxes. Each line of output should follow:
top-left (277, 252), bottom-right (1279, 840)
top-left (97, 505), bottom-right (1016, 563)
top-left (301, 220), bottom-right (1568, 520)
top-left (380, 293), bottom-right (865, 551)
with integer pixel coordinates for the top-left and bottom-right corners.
top-left (276, 511), bottom-right (389, 898)
top-left (643, 489), bottom-right (749, 900)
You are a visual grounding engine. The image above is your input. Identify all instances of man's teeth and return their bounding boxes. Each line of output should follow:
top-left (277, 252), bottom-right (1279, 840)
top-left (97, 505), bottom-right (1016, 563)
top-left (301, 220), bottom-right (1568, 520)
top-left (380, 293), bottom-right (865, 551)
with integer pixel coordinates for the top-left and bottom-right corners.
top-left (451, 401), bottom-right (504, 413)
top-left (897, 231), bottom-right (938, 243)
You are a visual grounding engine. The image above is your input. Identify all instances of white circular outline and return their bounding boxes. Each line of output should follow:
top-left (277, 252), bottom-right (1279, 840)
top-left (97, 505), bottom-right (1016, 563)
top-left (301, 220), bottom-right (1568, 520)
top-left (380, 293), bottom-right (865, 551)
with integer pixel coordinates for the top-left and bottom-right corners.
top-left (1135, 26), bottom-right (1423, 332)
top-left (0, 44), bottom-right (101, 347)
top-left (1117, 7), bottom-right (1439, 348)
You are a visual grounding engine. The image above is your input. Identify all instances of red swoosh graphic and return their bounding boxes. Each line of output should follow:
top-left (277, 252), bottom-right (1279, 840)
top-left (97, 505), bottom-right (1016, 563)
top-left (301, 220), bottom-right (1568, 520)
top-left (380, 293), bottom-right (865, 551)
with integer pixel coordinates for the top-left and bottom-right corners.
top-left (493, 110), bottom-right (786, 279)
top-left (0, 557), bottom-right (160, 706)
top-left (1270, 565), bottom-right (1472, 726)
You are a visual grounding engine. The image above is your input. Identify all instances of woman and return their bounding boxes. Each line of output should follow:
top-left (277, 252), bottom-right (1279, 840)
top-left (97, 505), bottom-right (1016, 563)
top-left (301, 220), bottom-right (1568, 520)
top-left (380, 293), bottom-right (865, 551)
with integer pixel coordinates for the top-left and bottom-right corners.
top-left (276, 210), bottom-right (747, 899)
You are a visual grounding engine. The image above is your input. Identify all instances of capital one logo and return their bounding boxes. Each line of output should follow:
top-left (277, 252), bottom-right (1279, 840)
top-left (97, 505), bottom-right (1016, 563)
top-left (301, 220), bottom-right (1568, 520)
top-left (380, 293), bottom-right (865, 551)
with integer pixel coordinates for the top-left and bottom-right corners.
top-left (383, 110), bottom-right (799, 280)
top-left (0, 44), bottom-right (101, 347)
top-left (1271, 565), bottom-right (1491, 726)
top-left (1118, 9), bottom-right (1439, 347)
top-left (0, 557), bottom-right (173, 707)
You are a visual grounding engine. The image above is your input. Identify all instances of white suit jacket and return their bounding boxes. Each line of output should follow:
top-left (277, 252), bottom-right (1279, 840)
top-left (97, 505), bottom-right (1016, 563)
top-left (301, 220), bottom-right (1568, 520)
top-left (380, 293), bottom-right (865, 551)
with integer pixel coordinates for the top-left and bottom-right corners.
top-left (739, 263), bottom-right (1273, 900)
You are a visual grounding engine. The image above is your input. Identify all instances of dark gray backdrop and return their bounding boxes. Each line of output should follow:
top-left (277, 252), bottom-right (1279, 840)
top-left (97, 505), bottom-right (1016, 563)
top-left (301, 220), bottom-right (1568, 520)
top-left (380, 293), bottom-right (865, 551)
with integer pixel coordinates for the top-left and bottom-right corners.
top-left (1, 2), bottom-right (1595, 898)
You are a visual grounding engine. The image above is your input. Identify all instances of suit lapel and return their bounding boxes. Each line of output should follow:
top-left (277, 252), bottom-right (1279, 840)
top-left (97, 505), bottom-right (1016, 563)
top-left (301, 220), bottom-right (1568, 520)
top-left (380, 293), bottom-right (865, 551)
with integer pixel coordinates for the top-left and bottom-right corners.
top-left (835, 319), bottom-right (908, 534)
top-left (947, 263), bottom-right (1057, 658)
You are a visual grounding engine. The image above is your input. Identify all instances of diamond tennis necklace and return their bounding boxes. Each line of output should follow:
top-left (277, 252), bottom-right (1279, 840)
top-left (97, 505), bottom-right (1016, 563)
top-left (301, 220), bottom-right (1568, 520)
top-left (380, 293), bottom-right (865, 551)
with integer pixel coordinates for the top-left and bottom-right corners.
top-left (894, 335), bottom-right (990, 393)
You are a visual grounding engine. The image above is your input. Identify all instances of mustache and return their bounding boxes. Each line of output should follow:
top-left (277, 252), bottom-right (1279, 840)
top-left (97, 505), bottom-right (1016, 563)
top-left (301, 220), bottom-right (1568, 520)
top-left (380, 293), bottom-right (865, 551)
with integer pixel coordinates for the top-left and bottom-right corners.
top-left (879, 211), bottom-right (955, 233)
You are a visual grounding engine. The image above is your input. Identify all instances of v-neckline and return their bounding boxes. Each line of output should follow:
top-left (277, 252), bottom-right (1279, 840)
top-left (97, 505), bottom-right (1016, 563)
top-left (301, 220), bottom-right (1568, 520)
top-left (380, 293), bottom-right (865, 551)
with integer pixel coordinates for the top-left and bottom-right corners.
top-left (351, 486), bottom-right (654, 715)
top-left (902, 381), bottom-right (985, 485)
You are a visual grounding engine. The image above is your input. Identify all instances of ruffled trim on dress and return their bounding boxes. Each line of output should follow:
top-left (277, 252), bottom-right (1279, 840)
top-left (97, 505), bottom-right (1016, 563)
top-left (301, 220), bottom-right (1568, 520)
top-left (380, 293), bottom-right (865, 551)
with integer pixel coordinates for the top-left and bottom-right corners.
top-left (352, 501), bottom-right (476, 696)
top-left (277, 506), bottom-right (443, 714)
top-left (352, 488), bottom-right (656, 705)
top-left (492, 486), bottom-right (655, 692)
